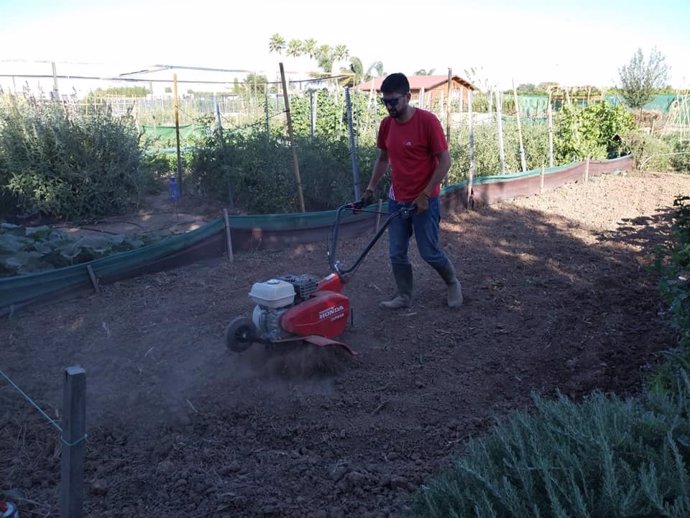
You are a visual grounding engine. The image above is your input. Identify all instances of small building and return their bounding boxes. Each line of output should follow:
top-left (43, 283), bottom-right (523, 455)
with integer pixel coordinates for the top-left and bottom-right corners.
top-left (353, 74), bottom-right (477, 110)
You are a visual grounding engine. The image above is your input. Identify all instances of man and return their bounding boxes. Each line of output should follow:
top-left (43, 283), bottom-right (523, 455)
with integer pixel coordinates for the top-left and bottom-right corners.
top-left (361, 72), bottom-right (462, 309)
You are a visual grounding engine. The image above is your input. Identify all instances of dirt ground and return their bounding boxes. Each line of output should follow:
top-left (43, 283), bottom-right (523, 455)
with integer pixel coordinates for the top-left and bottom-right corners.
top-left (2, 170), bottom-right (690, 517)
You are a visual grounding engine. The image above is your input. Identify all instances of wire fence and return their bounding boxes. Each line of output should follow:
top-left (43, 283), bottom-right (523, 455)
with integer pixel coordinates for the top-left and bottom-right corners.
top-left (1, 366), bottom-right (86, 517)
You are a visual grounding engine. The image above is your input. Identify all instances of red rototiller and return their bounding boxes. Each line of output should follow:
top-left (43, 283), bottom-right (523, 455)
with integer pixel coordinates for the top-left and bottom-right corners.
top-left (224, 201), bottom-right (415, 356)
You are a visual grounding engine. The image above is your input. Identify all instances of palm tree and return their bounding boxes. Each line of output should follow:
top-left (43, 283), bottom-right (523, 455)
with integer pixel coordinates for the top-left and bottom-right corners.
top-left (303, 38), bottom-right (318, 60)
top-left (338, 58), bottom-right (386, 87)
top-left (268, 33), bottom-right (286, 55)
top-left (333, 44), bottom-right (349, 76)
top-left (414, 68), bottom-right (436, 76)
top-left (338, 56), bottom-right (364, 87)
top-left (286, 39), bottom-right (303, 58)
top-left (315, 44), bottom-right (334, 75)
top-left (366, 61), bottom-right (385, 79)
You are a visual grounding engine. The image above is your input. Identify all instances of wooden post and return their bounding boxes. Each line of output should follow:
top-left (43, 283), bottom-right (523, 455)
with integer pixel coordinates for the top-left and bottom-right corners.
top-left (495, 90), bottom-right (506, 174)
top-left (345, 87), bottom-right (361, 201)
top-left (467, 90), bottom-right (475, 210)
top-left (60, 366), bottom-right (86, 518)
top-left (86, 265), bottom-right (100, 294)
top-left (279, 63), bottom-right (306, 212)
top-left (223, 209), bottom-right (234, 263)
top-left (173, 73), bottom-right (183, 197)
top-left (512, 80), bottom-right (527, 172)
top-left (264, 88), bottom-right (270, 144)
top-left (309, 90), bottom-right (316, 139)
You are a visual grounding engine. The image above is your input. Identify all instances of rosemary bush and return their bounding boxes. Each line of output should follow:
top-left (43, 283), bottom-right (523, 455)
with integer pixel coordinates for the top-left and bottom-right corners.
top-left (409, 389), bottom-right (690, 518)
top-left (0, 95), bottom-right (151, 221)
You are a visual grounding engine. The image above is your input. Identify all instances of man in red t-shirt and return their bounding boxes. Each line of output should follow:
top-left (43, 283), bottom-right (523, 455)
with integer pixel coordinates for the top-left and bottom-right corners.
top-left (361, 72), bottom-right (462, 309)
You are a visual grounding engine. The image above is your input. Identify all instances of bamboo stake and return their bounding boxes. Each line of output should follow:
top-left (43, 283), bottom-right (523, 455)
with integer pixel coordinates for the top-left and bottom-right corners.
top-left (445, 68), bottom-right (452, 142)
top-left (495, 90), bottom-right (506, 174)
top-left (512, 79), bottom-right (527, 172)
top-left (279, 63), bottom-right (305, 212)
top-left (467, 90), bottom-right (475, 210)
top-left (547, 89), bottom-right (555, 167)
top-left (173, 73), bottom-right (183, 197)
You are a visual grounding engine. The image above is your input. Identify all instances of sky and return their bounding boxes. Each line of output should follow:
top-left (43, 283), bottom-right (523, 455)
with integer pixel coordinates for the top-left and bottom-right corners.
top-left (0, 0), bottom-right (689, 93)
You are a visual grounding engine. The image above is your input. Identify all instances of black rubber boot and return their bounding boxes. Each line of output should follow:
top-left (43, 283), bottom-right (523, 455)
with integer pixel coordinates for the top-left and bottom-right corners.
top-left (379, 263), bottom-right (413, 309)
top-left (433, 261), bottom-right (463, 308)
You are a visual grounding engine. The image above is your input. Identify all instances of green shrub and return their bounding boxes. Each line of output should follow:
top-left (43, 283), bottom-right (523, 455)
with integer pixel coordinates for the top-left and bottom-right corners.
top-left (448, 119), bottom-right (549, 182)
top-left (623, 130), bottom-right (673, 171)
top-left (555, 102), bottom-right (635, 163)
top-left (188, 125), bottom-right (379, 213)
top-left (0, 95), bottom-right (151, 221)
top-left (669, 139), bottom-right (690, 173)
top-left (286, 89), bottom-right (382, 145)
top-left (409, 389), bottom-right (690, 517)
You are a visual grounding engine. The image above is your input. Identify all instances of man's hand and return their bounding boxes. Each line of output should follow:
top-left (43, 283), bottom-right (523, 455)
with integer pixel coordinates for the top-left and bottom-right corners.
top-left (414, 192), bottom-right (430, 212)
top-left (360, 188), bottom-right (374, 207)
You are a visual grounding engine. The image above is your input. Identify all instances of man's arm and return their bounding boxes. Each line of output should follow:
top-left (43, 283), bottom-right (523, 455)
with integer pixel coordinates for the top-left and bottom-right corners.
top-left (414, 150), bottom-right (451, 211)
top-left (422, 149), bottom-right (452, 197)
top-left (365, 148), bottom-right (390, 192)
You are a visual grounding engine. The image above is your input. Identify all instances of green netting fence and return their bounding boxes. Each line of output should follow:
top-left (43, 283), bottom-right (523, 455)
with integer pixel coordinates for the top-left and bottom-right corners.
top-left (0, 156), bottom-right (634, 313)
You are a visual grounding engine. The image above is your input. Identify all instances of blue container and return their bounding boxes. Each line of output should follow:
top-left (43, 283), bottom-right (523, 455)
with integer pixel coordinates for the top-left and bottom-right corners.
top-left (169, 176), bottom-right (180, 203)
top-left (0, 501), bottom-right (18, 518)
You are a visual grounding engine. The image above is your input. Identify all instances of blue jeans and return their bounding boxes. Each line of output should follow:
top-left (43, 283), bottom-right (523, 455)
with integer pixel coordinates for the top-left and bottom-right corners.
top-left (387, 197), bottom-right (450, 270)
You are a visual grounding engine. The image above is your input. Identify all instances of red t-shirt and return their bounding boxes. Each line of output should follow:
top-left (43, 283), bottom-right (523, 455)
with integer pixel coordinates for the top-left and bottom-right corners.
top-left (377, 108), bottom-right (448, 202)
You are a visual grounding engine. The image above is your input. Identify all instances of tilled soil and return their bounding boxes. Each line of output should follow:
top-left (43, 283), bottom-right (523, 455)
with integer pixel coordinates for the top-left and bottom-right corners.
top-left (2, 170), bottom-right (690, 517)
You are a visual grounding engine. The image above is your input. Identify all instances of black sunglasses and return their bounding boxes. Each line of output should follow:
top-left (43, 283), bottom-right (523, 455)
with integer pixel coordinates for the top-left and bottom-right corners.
top-left (380, 95), bottom-right (406, 107)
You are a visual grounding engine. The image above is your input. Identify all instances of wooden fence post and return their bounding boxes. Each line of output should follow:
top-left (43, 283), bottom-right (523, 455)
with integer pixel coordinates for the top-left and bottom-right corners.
top-left (61, 366), bottom-right (86, 518)
top-left (223, 209), bottom-right (234, 263)
top-left (86, 265), bottom-right (100, 294)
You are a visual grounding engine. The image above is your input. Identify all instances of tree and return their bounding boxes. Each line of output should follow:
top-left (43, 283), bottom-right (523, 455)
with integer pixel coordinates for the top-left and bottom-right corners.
top-left (338, 58), bottom-right (386, 87)
top-left (618, 47), bottom-right (669, 109)
top-left (303, 38), bottom-right (318, 60)
top-left (315, 44), bottom-right (335, 74)
top-left (286, 39), bottom-right (303, 58)
top-left (414, 69), bottom-right (436, 76)
top-left (516, 83), bottom-right (538, 94)
top-left (366, 61), bottom-right (385, 79)
top-left (242, 73), bottom-right (268, 96)
top-left (268, 33), bottom-right (286, 55)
